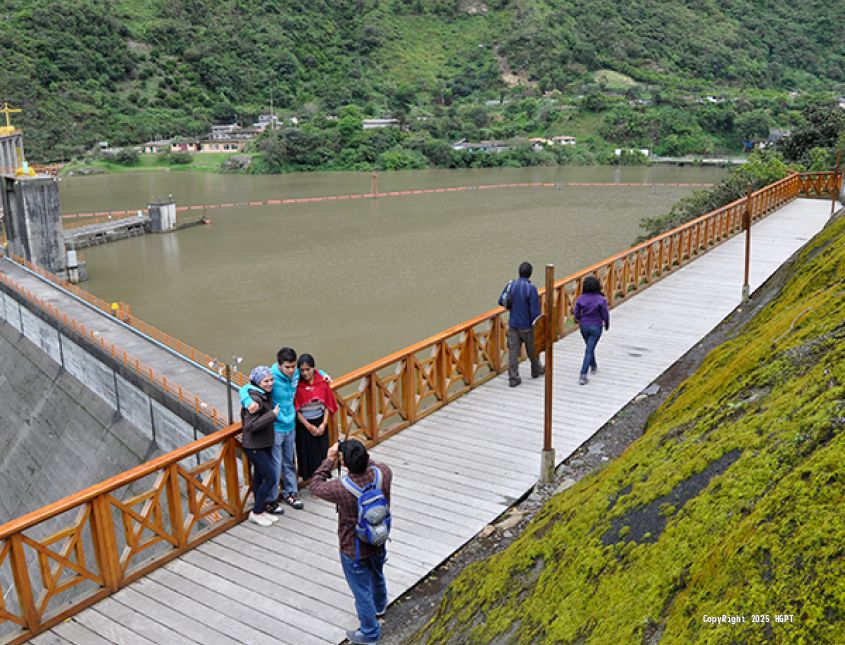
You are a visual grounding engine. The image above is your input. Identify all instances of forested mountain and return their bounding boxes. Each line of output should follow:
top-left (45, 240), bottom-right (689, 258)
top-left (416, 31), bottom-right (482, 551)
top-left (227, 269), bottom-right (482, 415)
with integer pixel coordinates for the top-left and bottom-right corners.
top-left (1, 0), bottom-right (843, 161)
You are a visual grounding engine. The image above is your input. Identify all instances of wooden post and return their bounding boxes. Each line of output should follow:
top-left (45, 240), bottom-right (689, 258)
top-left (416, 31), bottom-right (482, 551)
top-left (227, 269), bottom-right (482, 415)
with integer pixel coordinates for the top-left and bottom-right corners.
top-left (165, 463), bottom-right (186, 548)
top-left (222, 437), bottom-right (242, 514)
top-left (91, 497), bottom-right (122, 591)
top-left (742, 184), bottom-right (753, 302)
top-left (9, 533), bottom-right (39, 633)
top-left (402, 356), bottom-right (417, 425)
top-left (833, 150), bottom-right (842, 217)
top-left (490, 315), bottom-right (503, 374)
top-left (367, 373), bottom-right (379, 443)
top-left (540, 264), bottom-right (555, 483)
top-left (371, 171), bottom-right (379, 198)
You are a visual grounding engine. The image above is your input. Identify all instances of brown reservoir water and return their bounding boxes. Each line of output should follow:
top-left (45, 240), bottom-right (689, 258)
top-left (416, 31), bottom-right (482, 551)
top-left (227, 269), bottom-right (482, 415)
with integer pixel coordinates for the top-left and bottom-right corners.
top-left (60, 166), bottom-right (726, 376)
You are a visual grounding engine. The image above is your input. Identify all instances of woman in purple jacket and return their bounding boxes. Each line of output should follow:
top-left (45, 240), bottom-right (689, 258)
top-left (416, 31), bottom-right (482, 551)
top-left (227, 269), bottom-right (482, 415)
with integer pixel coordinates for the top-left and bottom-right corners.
top-left (573, 275), bottom-right (609, 385)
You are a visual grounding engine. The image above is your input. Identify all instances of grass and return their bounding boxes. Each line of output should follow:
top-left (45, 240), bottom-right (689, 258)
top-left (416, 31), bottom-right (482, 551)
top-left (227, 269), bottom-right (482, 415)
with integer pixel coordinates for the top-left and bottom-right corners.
top-left (594, 69), bottom-right (638, 91)
top-left (61, 152), bottom-right (251, 175)
top-left (376, 13), bottom-right (502, 90)
top-left (416, 210), bottom-right (845, 644)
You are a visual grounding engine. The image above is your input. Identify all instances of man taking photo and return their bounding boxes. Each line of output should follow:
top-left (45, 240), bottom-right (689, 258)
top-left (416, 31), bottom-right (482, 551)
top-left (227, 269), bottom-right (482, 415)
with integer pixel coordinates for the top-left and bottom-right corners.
top-left (311, 440), bottom-right (392, 645)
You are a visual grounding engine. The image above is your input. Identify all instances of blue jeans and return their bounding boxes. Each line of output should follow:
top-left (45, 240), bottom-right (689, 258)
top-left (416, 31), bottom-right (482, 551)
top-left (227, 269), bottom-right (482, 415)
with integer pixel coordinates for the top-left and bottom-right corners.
top-left (579, 324), bottom-right (603, 376)
top-left (340, 550), bottom-right (387, 642)
top-left (272, 430), bottom-right (298, 499)
top-left (245, 446), bottom-right (276, 513)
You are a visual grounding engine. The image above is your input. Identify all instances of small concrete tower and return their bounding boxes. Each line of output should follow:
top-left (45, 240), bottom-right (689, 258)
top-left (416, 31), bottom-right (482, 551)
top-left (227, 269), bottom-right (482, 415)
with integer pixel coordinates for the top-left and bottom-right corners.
top-left (2, 175), bottom-right (66, 275)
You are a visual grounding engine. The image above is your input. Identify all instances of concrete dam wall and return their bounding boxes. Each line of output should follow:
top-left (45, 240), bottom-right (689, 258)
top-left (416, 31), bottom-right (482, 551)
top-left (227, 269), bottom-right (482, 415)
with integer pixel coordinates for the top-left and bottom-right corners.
top-left (0, 319), bottom-right (158, 521)
top-left (0, 285), bottom-right (217, 523)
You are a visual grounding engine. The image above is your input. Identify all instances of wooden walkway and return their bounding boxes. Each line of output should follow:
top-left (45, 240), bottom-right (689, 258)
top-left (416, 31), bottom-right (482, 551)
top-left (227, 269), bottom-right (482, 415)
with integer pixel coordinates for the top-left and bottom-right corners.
top-left (32, 199), bottom-right (836, 645)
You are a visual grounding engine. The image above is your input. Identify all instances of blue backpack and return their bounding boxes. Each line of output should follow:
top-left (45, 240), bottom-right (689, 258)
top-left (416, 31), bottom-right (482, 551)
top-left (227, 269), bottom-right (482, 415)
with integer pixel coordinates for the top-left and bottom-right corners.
top-left (341, 466), bottom-right (391, 559)
top-left (498, 279), bottom-right (515, 309)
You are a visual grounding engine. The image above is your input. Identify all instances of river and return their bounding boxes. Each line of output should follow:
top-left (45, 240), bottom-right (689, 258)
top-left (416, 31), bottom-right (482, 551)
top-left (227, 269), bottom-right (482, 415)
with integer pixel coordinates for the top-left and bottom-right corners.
top-left (59, 166), bottom-right (726, 376)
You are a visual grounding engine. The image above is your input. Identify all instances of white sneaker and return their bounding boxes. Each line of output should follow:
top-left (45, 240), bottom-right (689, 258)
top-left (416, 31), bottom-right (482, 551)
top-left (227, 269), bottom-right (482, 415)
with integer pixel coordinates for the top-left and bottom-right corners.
top-left (249, 511), bottom-right (273, 527)
top-left (266, 513), bottom-right (280, 524)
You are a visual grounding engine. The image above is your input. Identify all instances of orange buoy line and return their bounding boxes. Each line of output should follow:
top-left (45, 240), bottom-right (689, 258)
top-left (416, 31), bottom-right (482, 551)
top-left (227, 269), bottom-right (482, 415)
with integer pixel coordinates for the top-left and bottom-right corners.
top-left (60, 181), bottom-right (714, 219)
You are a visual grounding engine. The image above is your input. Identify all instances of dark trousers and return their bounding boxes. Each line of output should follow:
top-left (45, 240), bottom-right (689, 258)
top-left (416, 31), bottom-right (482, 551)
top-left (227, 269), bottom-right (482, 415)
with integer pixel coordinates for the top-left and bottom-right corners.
top-left (507, 326), bottom-right (542, 384)
top-left (579, 324), bottom-right (603, 376)
top-left (245, 446), bottom-right (276, 513)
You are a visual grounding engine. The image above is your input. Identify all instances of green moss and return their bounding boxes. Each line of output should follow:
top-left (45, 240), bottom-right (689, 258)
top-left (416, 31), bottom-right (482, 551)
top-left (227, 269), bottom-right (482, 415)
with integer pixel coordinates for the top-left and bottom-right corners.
top-left (417, 213), bottom-right (845, 644)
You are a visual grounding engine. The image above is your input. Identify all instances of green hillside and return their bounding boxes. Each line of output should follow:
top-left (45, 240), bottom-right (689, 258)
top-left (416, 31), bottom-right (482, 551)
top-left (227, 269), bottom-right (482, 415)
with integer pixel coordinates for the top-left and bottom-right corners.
top-left (416, 210), bottom-right (845, 643)
top-left (1, 0), bottom-right (843, 162)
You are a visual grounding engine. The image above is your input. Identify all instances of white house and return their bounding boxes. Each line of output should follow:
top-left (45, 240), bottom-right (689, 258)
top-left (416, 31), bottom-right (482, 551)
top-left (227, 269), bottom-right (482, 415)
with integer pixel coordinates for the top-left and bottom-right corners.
top-left (210, 124), bottom-right (241, 140)
top-left (363, 118), bottom-right (400, 130)
top-left (614, 148), bottom-right (650, 157)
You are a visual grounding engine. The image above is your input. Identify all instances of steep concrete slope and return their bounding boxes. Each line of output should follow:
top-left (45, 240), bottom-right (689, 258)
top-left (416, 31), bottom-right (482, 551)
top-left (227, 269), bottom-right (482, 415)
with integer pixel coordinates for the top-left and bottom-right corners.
top-left (0, 320), bottom-right (158, 522)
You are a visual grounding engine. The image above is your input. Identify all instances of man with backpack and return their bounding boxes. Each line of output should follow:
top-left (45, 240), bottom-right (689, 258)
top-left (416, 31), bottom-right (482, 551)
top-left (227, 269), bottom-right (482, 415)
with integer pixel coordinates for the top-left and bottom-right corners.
top-left (501, 260), bottom-right (544, 387)
top-left (311, 439), bottom-right (392, 645)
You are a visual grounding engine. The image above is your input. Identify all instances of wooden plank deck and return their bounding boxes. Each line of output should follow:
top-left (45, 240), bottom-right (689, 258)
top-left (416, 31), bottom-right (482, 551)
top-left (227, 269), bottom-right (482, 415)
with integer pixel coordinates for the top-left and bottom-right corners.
top-left (41, 198), bottom-right (836, 644)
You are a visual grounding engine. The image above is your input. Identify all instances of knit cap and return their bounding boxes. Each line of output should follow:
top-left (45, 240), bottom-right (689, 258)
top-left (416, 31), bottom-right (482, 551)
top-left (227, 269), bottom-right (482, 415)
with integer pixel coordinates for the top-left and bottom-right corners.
top-left (249, 365), bottom-right (273, 386)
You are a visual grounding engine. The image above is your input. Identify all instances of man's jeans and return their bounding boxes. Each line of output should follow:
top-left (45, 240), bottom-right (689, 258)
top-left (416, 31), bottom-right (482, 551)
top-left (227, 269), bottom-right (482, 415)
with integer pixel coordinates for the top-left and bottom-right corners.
top-left (271, 430), bottom-right (298, 500)
top-left (340, 550), bottom-right (387, 642)
top-left (507, 326), bottom-right (543, 384)
top-left (579, 324), bottom-right (603, 375)
top-left (270, 431), bottom-right (298, 500)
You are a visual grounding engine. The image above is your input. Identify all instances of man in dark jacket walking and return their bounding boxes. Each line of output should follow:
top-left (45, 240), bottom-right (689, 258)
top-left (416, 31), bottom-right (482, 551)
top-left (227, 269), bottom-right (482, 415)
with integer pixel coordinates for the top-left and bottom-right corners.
top-left (507, 261), bottom-right (544, 387)
top-left (311, 440), bottom-right (392, 645)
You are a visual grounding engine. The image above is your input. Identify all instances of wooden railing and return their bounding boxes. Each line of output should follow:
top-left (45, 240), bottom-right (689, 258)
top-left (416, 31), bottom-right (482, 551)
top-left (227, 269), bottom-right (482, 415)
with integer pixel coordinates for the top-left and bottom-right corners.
top-left (0, 425), bottom-right (247, 645)
top-left (0, 170), bottom-right (839, 644)
top-left (0, 272), bottom-right (228, 428)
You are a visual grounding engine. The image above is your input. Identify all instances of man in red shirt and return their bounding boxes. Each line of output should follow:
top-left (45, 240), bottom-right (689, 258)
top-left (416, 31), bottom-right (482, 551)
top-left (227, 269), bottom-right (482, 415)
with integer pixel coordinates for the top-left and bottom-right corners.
top-left (311, 440), bottom-right (392, 644)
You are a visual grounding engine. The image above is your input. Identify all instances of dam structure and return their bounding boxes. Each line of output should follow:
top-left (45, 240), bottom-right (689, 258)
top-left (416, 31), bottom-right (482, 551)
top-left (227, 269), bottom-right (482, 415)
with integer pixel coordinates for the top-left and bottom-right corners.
top-left (0, 171), bottom-right (840, 644)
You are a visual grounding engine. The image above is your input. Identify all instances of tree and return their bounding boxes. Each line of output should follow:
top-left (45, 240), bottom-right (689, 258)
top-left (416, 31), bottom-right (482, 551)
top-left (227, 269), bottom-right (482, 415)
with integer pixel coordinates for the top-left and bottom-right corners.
top-left (114, 147), bottom-right (139, 165)
top-left (337, 104), bottom-right (363, 145)
top-left (377, 147), bottom-right (427, 170)
top-left (776, 104), bottom-right (845, 165)
top-left (735, 109), bottom-right (771, 142)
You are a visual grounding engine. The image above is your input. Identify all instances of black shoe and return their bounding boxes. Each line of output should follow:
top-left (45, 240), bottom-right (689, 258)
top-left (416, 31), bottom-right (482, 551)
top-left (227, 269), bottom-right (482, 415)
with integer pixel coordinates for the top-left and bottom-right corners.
top-left (376, 609), bottom-right (386, 619)
top-left (284, 494), bottom-right (304, 510)
top-left (509, 378), bottom-right (522, 388)
top-left (532, 366), bottom-right (545, 378)
top-left (265, 502), bottom-right (286, 516)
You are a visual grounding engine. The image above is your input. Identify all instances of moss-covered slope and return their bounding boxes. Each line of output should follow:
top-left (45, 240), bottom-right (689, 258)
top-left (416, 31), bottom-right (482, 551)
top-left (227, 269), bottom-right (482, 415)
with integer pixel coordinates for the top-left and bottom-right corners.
top-left (417, 213), bottom-right (845, 644)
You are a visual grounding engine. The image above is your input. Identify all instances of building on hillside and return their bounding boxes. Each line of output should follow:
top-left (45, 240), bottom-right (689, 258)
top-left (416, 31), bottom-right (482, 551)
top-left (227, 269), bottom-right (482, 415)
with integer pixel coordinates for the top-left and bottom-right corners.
top-left (452, 139), bottom-right (510, 154)
top-left (363, 118), bottom-right (400, 130)
top-left (170, 140), bottom-right (201, 153)
top-left (767, 129), bottom-right (792, 144)
top-left (528, 137), bottom-right (551, 151)
top-left (200, 138), bottom-right (251, 152)
top-left (614, 148), bottom-right (651, 157)
top-left (253, 114), bottom-right (279, 131)
top-left (142, 139), bottom-right (172, 154)
top-left (528, 136), bottom-right (576, 151)
top-left (210, 124), bottom-right (242, 140)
